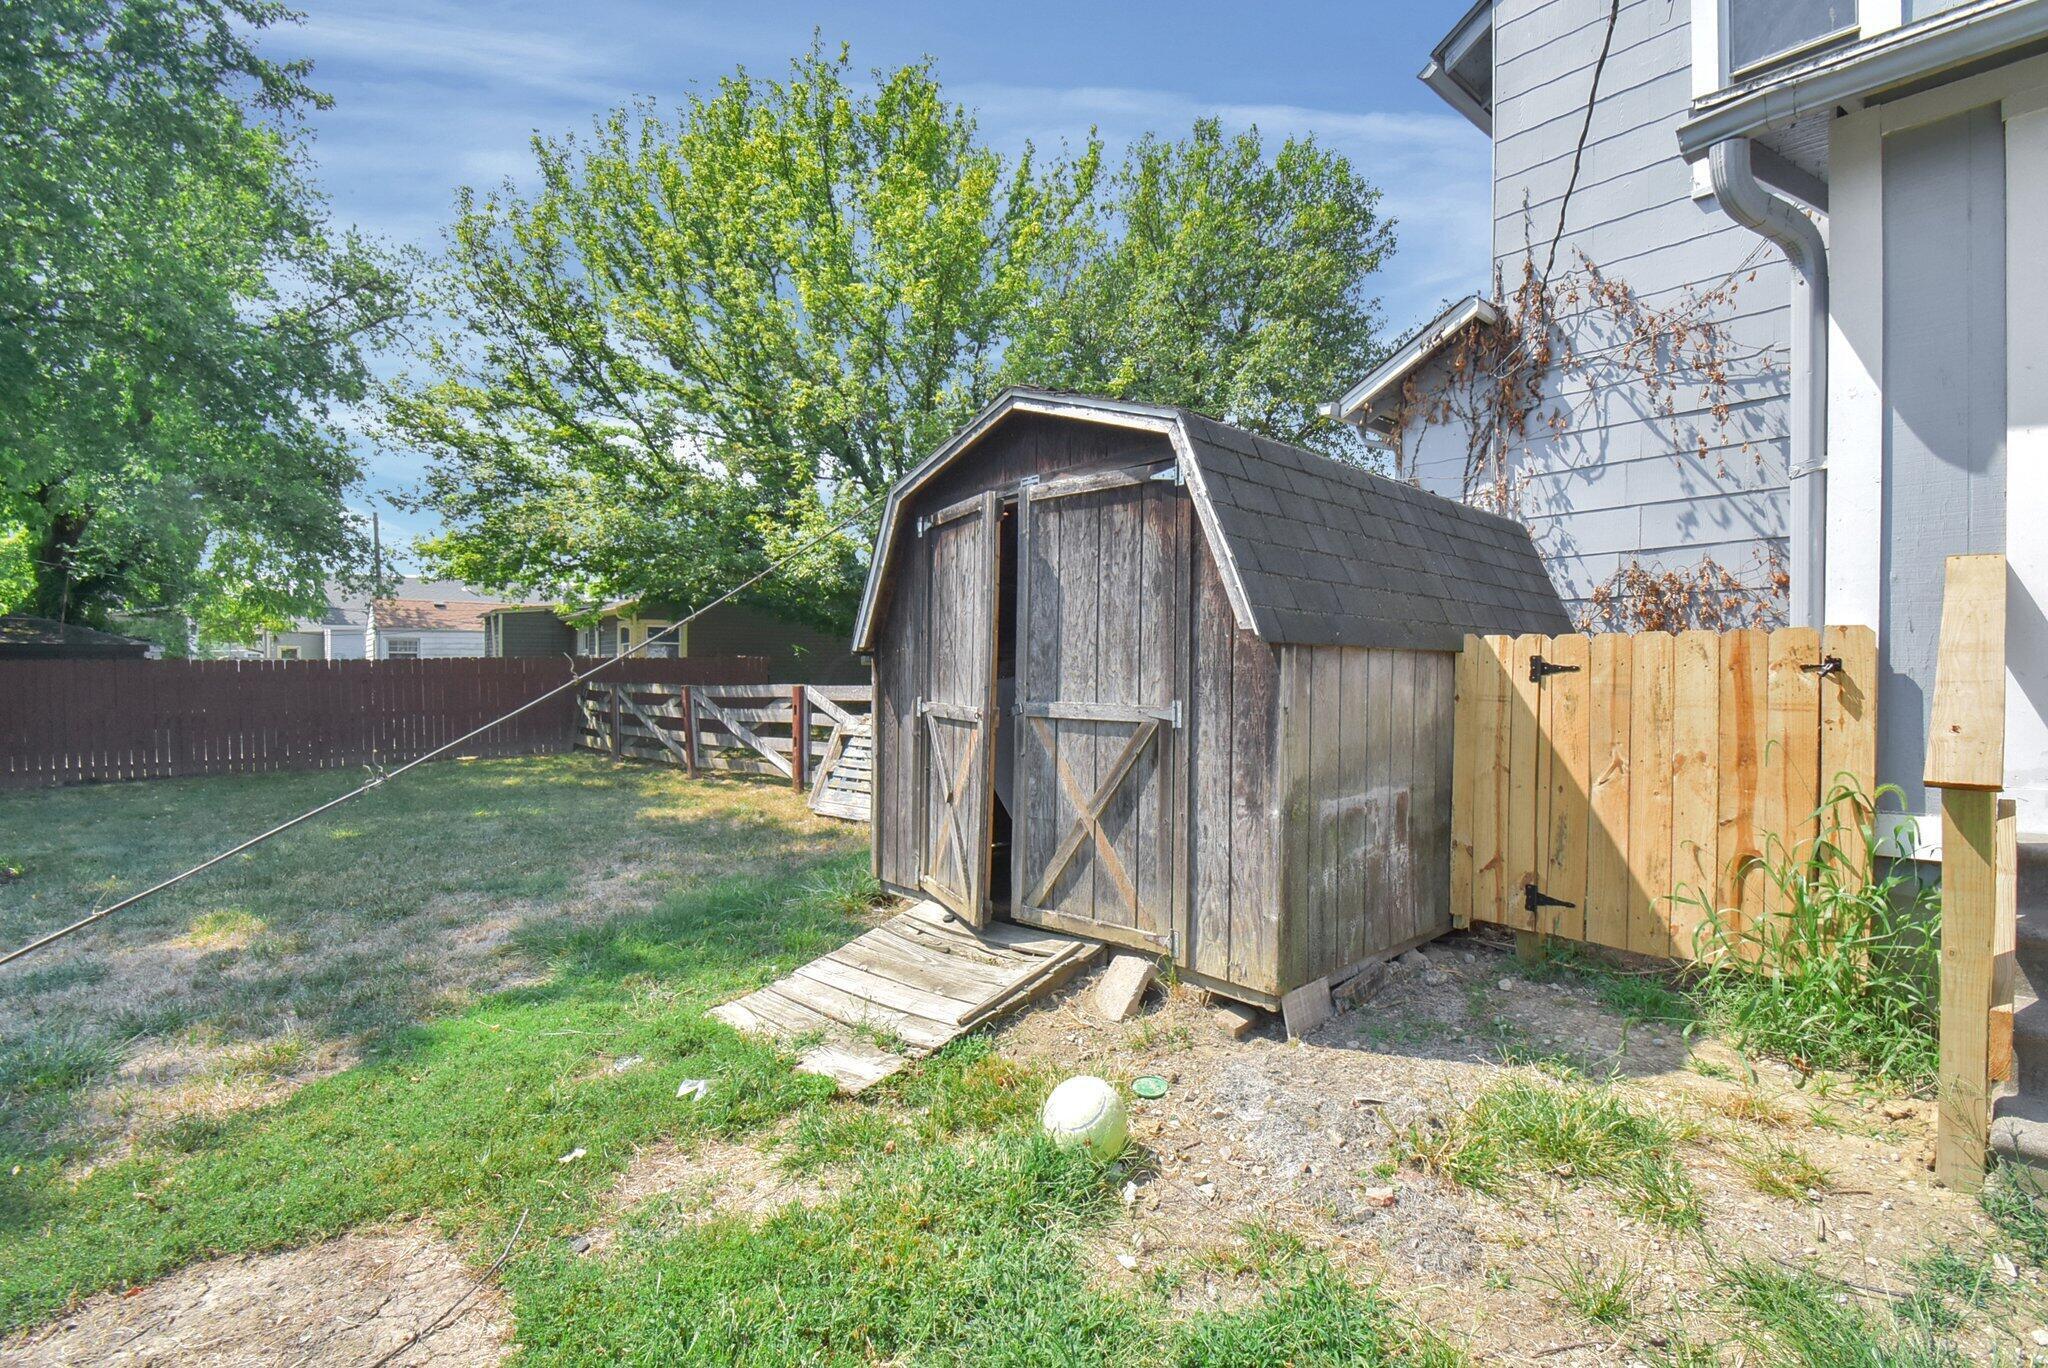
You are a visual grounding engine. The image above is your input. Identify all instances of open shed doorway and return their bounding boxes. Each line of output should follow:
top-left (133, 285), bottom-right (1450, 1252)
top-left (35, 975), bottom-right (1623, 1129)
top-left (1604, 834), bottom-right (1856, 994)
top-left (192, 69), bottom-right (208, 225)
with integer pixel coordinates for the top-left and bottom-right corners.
top-left (989, 500), bottom-right (1018, 912)
top-left (915, 463), bottom-right (1190, 957)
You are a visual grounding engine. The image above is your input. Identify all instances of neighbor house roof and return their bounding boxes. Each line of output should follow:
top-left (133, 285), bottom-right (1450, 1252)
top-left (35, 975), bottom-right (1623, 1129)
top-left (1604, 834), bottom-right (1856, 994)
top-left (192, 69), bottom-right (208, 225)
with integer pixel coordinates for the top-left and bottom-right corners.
top-left (294, 577), bottom-right (510, 633)
top-left (0, 616), bottom-right (152, 659)
top-left (852, 388), bottom-right (1570, 654)
top-left (372, 599), bottom-right (496, 632)
top-left (1326, 293), bottom-right (1500, 429)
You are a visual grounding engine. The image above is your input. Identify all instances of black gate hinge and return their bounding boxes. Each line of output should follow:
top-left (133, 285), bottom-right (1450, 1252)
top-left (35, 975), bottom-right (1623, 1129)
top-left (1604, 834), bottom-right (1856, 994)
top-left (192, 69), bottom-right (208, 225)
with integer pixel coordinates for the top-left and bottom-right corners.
top-left (1524, 883), bottom-right (1577, 915)
top-left (1528, 654), bottom-right (1582, 683)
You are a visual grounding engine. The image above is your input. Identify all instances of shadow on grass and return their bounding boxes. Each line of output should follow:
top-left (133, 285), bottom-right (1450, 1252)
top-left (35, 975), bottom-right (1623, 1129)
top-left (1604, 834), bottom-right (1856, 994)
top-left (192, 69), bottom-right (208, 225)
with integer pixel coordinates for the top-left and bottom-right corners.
top-left (0, 852), bottom-right (875, 1333)
top-left (0, 756), bottom-right (863, 1166)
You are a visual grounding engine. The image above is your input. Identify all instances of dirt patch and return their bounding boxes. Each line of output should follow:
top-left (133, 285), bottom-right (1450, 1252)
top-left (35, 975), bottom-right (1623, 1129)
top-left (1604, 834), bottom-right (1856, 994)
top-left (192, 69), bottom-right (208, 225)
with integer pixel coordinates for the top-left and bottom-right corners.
top-left (988, 932), bottom-right (2036, 1361)
top-left (0, 1223), bottom-right (511, 1366)
top-left (582, 1134), bottom-right (845, 1254)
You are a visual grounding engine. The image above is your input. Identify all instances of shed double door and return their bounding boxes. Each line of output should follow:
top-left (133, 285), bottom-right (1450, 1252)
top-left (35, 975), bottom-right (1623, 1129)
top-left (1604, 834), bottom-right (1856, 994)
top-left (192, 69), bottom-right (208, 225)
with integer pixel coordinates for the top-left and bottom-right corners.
top-left (917, 490), bottom-right (1001, 927)
top-left (1012, 464), bottom-right (1190, 955)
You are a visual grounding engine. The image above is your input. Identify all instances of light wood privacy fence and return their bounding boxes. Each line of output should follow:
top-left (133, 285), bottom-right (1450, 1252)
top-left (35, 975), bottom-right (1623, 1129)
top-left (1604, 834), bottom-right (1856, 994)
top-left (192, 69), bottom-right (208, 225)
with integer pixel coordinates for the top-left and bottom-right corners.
top-left (1449, 626), bottom-right (1878, 960)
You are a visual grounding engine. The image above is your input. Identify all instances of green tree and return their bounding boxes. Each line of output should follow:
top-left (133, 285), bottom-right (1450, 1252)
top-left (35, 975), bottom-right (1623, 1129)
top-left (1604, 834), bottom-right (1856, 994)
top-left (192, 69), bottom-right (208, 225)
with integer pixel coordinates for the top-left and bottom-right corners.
top-left (389, 44), bottom-right (1100, 628)
top-left (0, 0), bottom-right (408, 635)
top-left (394, 52), bottom-right (1397, 626)
top-left (1012, 118), bottom-right (1393, 458)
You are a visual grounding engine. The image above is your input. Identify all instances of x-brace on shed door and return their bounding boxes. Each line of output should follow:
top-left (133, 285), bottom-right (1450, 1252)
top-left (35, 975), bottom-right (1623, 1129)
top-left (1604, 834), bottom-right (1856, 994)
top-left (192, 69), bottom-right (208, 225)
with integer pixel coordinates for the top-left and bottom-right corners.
top-left (1013, 461), bottom-right (1190, 955)
top-left (917, 489), bottom-right (1001, 927)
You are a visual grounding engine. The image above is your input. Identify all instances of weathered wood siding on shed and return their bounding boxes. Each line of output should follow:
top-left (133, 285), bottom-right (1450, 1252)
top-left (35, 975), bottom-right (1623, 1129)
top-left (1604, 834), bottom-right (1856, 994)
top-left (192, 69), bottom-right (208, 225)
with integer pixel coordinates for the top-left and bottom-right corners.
top-left (871, 416), bottom-right (1181, 896)
top-left (1186, 539), bottom-right (1281, 994)
top-left (1398, 0), bottom-right (1792, 622)
top-left (1273, 645), bottom-right (1454, 990)
top-left (1013, 470), bottom-right (1188, 951)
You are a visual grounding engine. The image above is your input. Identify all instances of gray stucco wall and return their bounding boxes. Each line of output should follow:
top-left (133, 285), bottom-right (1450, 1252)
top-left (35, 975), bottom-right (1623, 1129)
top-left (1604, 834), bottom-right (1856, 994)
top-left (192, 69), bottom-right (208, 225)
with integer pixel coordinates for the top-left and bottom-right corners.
top-left (1399, 0), bottom-right (1793, 625)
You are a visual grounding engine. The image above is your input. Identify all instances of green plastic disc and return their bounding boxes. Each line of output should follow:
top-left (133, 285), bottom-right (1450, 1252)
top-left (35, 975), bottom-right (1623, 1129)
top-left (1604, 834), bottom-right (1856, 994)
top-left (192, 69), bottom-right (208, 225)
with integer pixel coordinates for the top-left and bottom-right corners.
top-left (1132, 1075), bottom-right (1169, 1099)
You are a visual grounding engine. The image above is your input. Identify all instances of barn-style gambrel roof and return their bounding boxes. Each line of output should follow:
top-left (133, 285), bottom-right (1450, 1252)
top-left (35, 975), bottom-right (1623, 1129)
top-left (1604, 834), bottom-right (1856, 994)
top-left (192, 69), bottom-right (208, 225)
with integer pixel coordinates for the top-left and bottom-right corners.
top-left (852, 389), bottom-right (1570, 653)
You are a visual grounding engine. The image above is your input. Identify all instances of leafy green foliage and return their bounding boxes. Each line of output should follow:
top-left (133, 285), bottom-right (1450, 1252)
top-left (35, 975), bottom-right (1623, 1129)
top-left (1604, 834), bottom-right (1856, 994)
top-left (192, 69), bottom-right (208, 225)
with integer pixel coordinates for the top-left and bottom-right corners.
top-left (1007, 117), bottom-right (1393, 457)
top-left (0, 0), bottom-right (409, 633)
top-left (389, 42), bottom-right (1097, 628)
top-left (1400, 1075), bottom-right (1701, 1229)
top-left (392, 44), bottom-right (1394, 627)
top-left (1679, 780), bottom-right (1941, 1085)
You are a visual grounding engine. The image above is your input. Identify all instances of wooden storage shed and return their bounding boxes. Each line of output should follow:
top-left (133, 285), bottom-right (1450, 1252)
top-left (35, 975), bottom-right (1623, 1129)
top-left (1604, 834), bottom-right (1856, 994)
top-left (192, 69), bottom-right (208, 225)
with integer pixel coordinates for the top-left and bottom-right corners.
top-left (853, 390), bottom-right (1570, 1007)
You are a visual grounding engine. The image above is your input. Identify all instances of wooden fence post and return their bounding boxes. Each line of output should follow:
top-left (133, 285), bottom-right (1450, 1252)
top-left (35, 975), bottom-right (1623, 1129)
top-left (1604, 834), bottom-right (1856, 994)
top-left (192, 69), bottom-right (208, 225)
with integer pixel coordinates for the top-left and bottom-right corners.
top-left (679, 685), bottom-right (697, 776)
top-left (790, 684), bottom-right (808, 792)
top-left (1925, 553), bottom-right (2007, 1191)
top-left (609, 683), bottom-right (622, 762)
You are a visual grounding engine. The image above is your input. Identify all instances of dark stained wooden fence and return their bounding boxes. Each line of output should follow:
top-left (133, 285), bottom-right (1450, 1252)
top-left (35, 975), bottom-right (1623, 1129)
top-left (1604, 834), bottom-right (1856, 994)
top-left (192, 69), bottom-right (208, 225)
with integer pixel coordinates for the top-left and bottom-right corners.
top-left (0, 656), bottom-right (770, 790)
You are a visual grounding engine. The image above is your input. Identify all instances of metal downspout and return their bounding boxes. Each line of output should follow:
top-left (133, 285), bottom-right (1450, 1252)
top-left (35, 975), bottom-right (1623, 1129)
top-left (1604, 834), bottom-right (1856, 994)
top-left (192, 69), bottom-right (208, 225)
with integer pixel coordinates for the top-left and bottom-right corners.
top-left (1709, 137), bottom-right (1828, 629)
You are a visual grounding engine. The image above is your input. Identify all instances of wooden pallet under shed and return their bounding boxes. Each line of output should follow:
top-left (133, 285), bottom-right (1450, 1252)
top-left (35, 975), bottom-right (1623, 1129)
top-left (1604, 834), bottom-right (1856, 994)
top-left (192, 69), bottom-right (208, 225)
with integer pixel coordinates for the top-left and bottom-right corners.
top-left (711, 899), bottom-right (1099, 1091)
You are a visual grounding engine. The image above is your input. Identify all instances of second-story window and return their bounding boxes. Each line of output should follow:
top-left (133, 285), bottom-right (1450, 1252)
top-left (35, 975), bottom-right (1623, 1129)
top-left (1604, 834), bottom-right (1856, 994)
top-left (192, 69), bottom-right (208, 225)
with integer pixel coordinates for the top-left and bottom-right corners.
top-left (1727, 0), bottom-right (1858, 77)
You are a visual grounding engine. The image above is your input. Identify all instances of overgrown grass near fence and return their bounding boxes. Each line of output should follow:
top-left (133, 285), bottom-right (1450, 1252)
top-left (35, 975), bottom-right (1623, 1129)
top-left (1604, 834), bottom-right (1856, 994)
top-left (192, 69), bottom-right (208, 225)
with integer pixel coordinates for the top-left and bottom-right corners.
top-left (1679, 780), bottom-right (1943, 1086)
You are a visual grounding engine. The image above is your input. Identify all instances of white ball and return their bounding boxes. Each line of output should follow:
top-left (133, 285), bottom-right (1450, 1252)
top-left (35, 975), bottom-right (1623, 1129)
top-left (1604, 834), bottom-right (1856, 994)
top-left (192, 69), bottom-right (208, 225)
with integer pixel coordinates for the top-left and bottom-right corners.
top-left (1040, 1075), bottom-right (1128, 1159)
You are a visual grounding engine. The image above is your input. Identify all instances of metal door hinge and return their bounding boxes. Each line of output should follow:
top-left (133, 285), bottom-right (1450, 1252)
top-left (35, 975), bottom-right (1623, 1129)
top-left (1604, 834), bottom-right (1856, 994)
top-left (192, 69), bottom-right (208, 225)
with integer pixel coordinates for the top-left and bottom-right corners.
top-left (1150, 463), bottom-right (1185, 485)
top-left (1528, 654), bottom-right (1581, 683)
top-left (915, 516), bottom-right (929, 537)
top-left (1523, 883), bottom-right (1577, 915)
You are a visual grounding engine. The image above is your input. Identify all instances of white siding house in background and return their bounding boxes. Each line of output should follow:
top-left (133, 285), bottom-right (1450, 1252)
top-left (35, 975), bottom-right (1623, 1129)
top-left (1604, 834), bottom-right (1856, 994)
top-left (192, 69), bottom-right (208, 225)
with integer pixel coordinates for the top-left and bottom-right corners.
top-left (1343, 0), bottom-right (2048, 845)
top-left (366, 598), bottom-right (493, 659)
top-left (1339, 0), bottom-right (1793, 627)
top-left (262, 578), bottom-right (505, 661)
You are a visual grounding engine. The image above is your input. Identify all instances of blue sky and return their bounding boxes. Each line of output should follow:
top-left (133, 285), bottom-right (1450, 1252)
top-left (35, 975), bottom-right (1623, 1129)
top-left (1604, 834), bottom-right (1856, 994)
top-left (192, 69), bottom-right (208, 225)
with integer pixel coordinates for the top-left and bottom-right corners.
top-left (287, 1), bottom-right (1492, 563)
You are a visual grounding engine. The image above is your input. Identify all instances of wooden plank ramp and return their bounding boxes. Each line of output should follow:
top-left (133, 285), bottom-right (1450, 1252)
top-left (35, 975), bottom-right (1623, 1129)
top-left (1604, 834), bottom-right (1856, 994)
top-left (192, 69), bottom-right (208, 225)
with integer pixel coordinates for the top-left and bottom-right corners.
top-left (710, 899), bottom-right (1100, 1091)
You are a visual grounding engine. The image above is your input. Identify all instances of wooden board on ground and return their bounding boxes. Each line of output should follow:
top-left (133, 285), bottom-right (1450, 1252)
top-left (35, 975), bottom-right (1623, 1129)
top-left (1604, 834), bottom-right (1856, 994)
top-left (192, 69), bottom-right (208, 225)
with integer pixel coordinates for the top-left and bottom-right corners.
top-left (710, 898), bottom-right (1100, 1091)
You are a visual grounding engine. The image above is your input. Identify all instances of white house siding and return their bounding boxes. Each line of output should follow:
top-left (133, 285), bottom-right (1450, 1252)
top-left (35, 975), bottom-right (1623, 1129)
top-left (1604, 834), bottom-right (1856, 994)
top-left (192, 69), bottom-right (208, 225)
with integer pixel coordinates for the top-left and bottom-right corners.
top-left (1876, 105), bottom-right (2007, 816)
top-left (375, 630), bottom-right (485, 660)
top-left (1403, 0), bottom-right (1793, 623)
top-left (1828, 53), bottom-right (2048, 838)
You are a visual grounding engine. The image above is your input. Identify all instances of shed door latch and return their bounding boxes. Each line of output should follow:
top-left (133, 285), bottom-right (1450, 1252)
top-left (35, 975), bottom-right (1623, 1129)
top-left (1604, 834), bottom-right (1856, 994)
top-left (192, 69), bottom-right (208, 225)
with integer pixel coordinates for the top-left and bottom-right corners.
top-left (1523, 883), bottom-right (1577, 915)
top-left (1801, 655), bottom-right (1843, 677)
top-left (1528, 654), bottom-right (1581, 683)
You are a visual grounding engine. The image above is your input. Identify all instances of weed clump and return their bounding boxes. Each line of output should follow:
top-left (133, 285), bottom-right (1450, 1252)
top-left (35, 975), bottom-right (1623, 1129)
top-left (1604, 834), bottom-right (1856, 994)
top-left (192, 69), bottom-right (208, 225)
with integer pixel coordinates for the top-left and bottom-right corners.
top-left (1721, 1258), bottom-right (1960, 1365)
top-left (1400, 1075), bottom-right (1700, 1229)
top-left (1680, 779), bottom-right (1940, 1085)
top-left (1733, 1142), bottom-right (1831, 1200)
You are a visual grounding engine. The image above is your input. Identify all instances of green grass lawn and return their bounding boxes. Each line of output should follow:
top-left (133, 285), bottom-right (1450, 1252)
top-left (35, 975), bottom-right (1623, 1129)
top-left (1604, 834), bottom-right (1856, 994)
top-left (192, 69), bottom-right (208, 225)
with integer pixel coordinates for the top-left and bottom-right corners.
top-left (0, 756), bottom-right (1458, 1364)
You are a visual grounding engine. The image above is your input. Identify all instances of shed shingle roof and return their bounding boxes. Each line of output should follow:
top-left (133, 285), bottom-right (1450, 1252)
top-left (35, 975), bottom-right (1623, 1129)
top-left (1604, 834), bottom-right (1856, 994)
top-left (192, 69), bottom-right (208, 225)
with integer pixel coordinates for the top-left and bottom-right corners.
top-left (853, 389), bottom-right (1570, 653)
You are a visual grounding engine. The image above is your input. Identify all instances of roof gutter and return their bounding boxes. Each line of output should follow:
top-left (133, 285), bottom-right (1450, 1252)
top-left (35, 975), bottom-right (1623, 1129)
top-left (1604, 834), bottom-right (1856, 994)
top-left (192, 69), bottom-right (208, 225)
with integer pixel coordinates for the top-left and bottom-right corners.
top-left (1677, 0), bottom-right (2048, 157)
top-left (1708, 138), bottom-right (1827, 629)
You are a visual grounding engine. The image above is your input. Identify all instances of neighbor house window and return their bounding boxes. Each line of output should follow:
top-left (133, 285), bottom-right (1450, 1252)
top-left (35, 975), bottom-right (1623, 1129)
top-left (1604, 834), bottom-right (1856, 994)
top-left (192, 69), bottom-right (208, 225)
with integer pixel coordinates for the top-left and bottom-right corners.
top-left (1727, 0), bottom-right (1856, 76)
top-left (277, 646), bottom-right (300, 660)
top-left (578, 627), bottom-right (596, 655)
top-left (618, 626), bottom-right (632, 654)
top-left (386, 637), bottom-right (420, 659)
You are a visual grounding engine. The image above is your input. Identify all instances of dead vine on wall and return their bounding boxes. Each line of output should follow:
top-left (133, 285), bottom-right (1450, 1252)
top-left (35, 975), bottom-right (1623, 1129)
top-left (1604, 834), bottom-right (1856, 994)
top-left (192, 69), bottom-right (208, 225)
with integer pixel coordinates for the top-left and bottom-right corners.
top-left (1387, 227), bottom-right (1786, 631)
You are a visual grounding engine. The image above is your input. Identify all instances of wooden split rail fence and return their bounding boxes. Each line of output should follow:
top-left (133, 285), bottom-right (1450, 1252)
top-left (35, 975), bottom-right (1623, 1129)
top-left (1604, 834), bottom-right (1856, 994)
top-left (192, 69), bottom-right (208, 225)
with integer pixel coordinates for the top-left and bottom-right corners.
top-left (1449, 625), bottom-right (1878, 961)
top-left (578, 681), bottom-right (874, 821)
